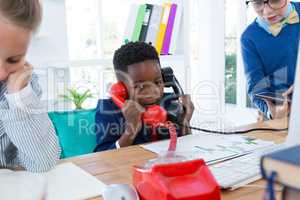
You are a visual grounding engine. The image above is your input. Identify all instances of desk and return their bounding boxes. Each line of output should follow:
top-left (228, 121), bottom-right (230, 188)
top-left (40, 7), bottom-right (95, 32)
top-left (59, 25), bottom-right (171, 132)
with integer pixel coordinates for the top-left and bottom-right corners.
top-left (62, 118), bottom-right (289, 200)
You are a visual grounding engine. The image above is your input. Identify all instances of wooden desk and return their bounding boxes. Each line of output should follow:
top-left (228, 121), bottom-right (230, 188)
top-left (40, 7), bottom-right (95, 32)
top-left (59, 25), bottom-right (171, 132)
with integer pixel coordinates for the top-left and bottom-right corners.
top-left (62, 118), bottom-right (289, 200)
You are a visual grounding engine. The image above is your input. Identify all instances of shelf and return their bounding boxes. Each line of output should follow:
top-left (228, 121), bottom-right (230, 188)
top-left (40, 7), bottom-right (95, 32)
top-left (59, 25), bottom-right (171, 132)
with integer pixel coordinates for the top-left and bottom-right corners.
top-left (69, 54), bottom-right (185, 68)
top-left (159, 54), bottom-right (184, 62)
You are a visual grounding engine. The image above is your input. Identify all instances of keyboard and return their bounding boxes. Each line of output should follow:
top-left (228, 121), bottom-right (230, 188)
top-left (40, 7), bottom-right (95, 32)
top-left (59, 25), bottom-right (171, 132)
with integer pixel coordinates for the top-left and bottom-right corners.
top-left (209, 144), bottom-right (286, 190)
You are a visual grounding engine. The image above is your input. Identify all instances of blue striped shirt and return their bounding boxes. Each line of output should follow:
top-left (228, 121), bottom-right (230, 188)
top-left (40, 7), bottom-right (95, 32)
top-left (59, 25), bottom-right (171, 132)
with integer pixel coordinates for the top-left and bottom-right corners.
top-left (0, 74), bottom-right (60, 172)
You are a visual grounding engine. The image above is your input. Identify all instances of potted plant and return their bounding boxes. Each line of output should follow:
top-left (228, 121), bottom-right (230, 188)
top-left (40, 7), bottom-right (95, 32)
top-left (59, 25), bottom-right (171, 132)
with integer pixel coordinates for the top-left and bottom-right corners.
top-left (49, 87), bottom-right (97, 158)
top-left (60, 88), bottom-right (94, 110)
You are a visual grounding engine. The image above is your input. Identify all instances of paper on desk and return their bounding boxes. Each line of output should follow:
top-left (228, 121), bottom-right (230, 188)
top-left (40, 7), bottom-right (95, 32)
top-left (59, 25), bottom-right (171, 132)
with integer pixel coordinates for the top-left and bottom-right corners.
top-left (46, 162), bottom-right (106, 200)
top-left (0, 162), bottom-right (106, 200)
top-left (141, 134), bottom-right (275, 164)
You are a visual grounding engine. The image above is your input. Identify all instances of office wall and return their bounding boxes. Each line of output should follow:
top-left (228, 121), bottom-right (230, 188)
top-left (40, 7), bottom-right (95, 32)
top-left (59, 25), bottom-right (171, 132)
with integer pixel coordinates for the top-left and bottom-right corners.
top-left (27, 0), bottom-right (70, 111)
top-left (191, 0), bottom-right (225, 116)
top-left (27, 0), bottom-right (69, 67)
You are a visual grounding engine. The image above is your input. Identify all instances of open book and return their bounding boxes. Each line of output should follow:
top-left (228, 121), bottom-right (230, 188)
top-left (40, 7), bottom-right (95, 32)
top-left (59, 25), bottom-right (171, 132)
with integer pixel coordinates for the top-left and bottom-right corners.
top-left (0, 162), bottom-right (106, 200)
top-left (141, 134), bottom-right (275, 165)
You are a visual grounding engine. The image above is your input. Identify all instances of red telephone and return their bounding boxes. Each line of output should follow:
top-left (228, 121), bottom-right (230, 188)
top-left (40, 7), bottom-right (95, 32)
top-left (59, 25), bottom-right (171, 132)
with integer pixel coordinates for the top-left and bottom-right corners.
top-left (109, 67), bottom-right (181, 148)
top-left (109, 81), bottom-right (167, 127)
top-left (133, 159), bottom-right (221, 200)
top-left (110, 81), bottom-right (177, 150)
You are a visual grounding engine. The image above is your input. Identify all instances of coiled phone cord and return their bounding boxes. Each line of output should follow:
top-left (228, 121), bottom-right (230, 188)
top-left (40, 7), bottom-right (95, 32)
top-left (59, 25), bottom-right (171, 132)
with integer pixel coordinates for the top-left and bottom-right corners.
top-left (152, 121), bottom-right (178, 151)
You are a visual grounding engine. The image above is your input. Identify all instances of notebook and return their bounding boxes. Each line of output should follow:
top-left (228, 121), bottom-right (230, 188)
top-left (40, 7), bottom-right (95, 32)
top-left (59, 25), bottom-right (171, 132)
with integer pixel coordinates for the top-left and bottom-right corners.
top-left (161, 3), bottom-right (177, 55)
top-left (0, 162), bottom-right (106, 200)
top-left (132, 4), bottom-right (147, 42)
top-left (168, 3), bottom-right (182, 55)
top-left (155, 3), bottom-right (171, 54)
top-left (145, 4), bottom-right (163, 47)
top-left (261, 145), bottom-right (300, 189)
top-left (139, 4), bottom-right (153, 42)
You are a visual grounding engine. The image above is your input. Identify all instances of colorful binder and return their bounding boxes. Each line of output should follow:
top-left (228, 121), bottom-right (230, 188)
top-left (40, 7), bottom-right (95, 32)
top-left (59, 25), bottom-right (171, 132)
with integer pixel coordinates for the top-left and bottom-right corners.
top-left (169, 3), bottom-right (182, 55)
top-left (139, 4), bottom-right (153, 42)
top-left (124, 4), bottom-right (139, 44)
top-left (161, 4), bottom-right (177, 55)
top-left (145, 4), bottom-right (163, 47)
top-left (155, 3), bottom-right (171, 54)
top-left (132, 4), bottom-right (147, 42)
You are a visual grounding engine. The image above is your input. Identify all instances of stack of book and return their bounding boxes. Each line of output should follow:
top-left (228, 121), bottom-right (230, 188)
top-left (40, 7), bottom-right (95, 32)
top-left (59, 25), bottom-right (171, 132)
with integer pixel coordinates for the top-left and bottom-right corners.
top-left (261, 145), bottom-right (300, 200)
top-left (124, 3), bottom-right (182, 55)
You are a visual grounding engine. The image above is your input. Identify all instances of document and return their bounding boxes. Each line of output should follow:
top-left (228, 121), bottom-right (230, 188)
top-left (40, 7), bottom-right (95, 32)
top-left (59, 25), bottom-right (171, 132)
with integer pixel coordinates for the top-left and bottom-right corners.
top-left (141, 134), bottom-right (274, 164)
top-left (0, 162), bottom-right (106, 200)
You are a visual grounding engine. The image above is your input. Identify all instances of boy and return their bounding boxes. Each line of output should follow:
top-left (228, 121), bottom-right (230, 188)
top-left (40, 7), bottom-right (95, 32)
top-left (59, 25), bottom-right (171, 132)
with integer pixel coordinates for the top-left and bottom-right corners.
top-left (0, 0), bottom-right (60, 172)
top-left (94, 42), bottom-right (194, 151)
top-left (242, 0), bottom-right (299, 119)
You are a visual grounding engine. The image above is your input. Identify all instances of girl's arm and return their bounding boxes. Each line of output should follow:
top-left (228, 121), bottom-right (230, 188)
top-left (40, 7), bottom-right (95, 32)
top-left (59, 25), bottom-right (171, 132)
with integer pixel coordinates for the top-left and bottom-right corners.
top-left (1, 74), bottom-right (61, 172)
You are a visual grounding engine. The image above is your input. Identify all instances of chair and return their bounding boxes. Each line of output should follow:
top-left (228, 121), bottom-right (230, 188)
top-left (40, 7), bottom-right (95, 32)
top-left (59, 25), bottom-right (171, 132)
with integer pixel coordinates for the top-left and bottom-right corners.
top-left (48, 109), bottom-right (97, 158)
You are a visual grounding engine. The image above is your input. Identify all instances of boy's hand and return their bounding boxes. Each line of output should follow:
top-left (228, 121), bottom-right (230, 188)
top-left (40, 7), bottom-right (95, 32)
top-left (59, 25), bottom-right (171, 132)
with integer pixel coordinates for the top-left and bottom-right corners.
top-left (265, 86), bottom-right (293, 120)
top-left (179, 95), bottom-right (194, 135)
top-left (7, 62), bottom-right (32, 94)
top-left (283, 85), bottom-right (294, 98)
top-left (118, 100), bottom-right (145, 147)
top-left (179, 95), bottom-right (194, 123)
top-left (265, 99), bottom-right (290, 119)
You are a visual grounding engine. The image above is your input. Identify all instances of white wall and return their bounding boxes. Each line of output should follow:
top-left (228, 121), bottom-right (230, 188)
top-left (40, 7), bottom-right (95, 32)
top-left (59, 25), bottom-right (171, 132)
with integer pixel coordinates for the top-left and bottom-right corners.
top-left (28, 0), bottom-right (69, 68)
top-left (27, 0), bottom-right (70, 111)
top-left (191, 0), bottom-right (225, 117)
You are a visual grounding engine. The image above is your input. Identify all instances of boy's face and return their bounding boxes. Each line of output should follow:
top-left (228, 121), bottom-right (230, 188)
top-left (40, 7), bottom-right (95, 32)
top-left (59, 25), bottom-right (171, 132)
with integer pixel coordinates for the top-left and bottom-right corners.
top-left (0, 15), bottom-right (31, 81)
top-left (123, 60), bottom-right (164, 107)
top-left (253, 0), bottom-right (289, 24)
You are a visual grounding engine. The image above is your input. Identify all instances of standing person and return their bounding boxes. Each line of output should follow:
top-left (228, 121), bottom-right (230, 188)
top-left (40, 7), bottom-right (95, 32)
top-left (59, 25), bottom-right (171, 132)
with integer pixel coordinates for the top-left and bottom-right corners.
top-left (241, 0), bottom-right (299, 119)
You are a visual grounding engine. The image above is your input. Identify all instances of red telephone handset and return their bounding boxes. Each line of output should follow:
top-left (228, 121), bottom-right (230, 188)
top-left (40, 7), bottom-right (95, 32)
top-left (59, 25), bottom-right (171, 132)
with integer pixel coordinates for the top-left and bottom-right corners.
top-left (110, 81), bottom-right (176, 151)
top-left (109, 82), bottom-right (168, 126)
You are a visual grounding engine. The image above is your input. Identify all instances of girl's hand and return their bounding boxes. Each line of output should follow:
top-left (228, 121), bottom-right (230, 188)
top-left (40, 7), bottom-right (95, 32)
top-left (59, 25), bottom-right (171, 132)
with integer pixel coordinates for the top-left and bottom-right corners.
top-left (7, 62), bottom-right (32, 94)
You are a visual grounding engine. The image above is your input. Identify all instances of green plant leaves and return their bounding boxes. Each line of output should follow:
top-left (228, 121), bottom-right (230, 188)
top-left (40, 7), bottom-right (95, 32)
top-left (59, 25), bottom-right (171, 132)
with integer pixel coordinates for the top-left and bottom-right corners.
top-left (60, 88), bottom-right (94, 109)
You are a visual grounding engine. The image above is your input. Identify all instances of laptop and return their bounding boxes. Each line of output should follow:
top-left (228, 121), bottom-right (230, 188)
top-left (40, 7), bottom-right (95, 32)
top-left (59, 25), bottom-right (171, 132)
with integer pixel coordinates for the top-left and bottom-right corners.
top-left (286, 41), bottom-right (300, 146)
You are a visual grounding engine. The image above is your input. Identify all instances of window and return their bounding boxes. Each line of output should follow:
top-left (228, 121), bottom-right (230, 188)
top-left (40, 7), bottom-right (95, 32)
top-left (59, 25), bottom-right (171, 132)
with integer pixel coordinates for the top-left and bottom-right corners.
top-left (225, 0), bottom-right (238, 104)
top-left (65, 0), bottom-right (101, 60)
top-left (65, 0), bottom-right (123, 107)
top-left (66, 0), bottom-right (154, 60)
top-left (101, 0), bottom-right (132, 56)
top-left (190, 0), bottom-right (201, 64)
top-left (65, 0), bottom-right (190, 108)
top-left (246, 3), bottom-right (259, 108)
top-left (224, 0), bottom-right (258, 107)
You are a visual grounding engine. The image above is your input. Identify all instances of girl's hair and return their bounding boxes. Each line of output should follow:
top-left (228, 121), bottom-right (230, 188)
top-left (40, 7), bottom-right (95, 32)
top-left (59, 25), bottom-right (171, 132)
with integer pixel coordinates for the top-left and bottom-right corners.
top-left (0, 0), bottom-right (42, 31)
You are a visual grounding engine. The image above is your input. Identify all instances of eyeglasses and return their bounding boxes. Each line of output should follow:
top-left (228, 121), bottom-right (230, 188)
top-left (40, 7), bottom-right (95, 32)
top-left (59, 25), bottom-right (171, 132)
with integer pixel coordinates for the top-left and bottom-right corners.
top-left (246, 0), bottom-right (287, 11)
